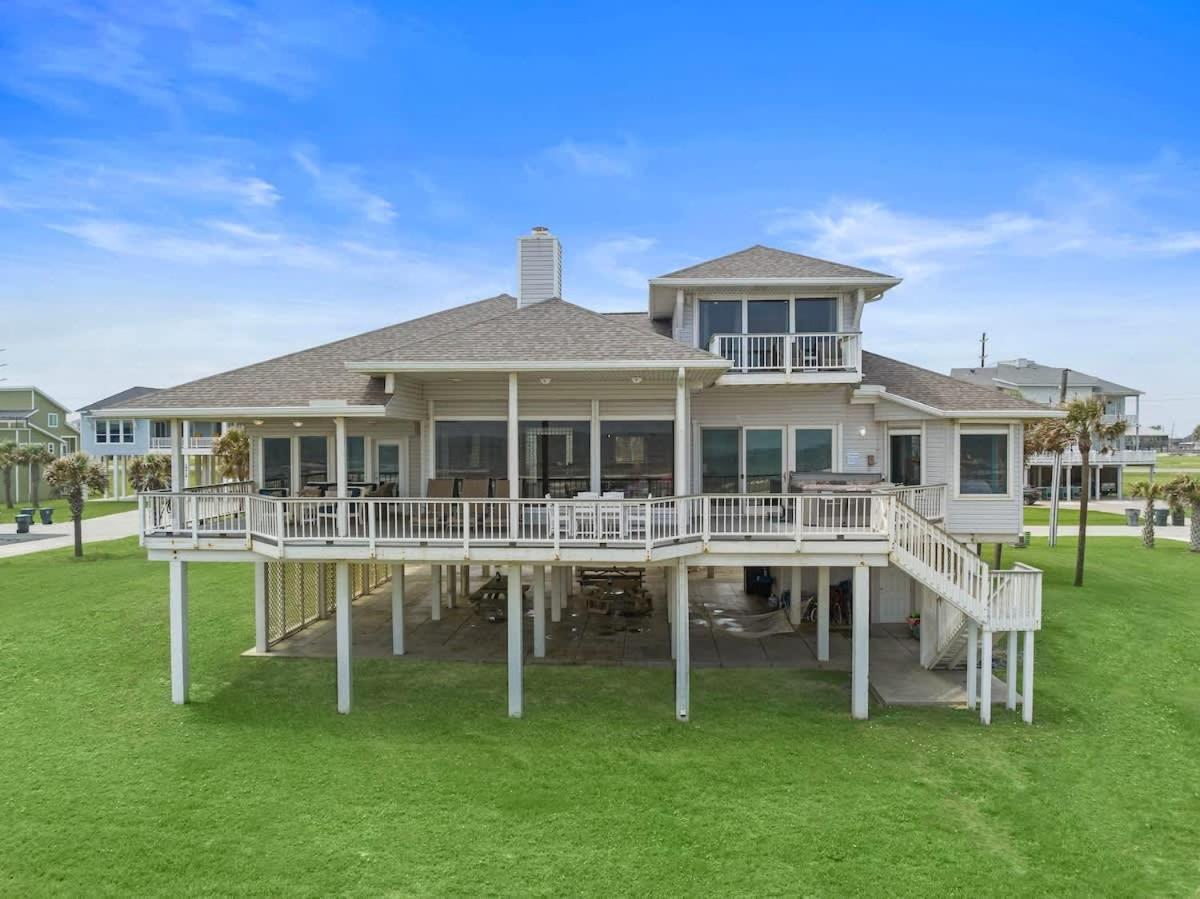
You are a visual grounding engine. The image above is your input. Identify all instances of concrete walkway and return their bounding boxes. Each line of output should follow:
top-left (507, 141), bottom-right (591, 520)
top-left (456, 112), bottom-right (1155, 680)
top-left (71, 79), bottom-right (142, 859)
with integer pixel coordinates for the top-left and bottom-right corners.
top-left (1026, 524), bottom-right (1191, 543)
top-left (0, 510), bottom-right (141, 558)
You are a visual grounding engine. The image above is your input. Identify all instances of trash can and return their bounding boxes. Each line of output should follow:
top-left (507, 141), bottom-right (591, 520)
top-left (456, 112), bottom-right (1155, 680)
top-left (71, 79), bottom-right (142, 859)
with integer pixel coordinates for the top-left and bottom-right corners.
top-left (19, 507), bottom-right (35, 522)
top-left (1125, 508), bottom-right (1140, 526)
top-left (38, 507), bottom-right (53, 525)
top-left (1172, 509), bottom-right (1185, 526)
top-left (15, 513), bottom-right (31, 534)
top-left (1154, 508), bottom-right (1169, 526)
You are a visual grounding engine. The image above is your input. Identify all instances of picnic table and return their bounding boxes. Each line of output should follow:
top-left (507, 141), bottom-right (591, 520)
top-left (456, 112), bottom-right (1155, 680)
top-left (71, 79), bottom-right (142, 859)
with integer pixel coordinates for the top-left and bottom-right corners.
top-left (469, 572), bottom-right (530, 619)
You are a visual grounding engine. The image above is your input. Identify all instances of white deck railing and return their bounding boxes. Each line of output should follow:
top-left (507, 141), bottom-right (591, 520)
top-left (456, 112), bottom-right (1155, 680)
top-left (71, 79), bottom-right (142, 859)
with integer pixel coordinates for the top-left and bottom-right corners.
top-left (1027, 448), bottom-right (1157, 466)
top-left (988, 563), bottom-right (1043, 631)
top-left (887, 483), bottom-right (946, 521)
top-left (708, 332), bottom-right (861, 374)
top-left (149, 436), bottom-right (219, 452)
top-left (888, 498), bottom-right (990, 621)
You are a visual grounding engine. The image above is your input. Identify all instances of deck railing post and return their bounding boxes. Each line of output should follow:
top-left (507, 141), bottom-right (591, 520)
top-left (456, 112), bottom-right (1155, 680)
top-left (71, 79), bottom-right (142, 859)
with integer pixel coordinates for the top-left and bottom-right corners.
top-left (190, 496), bottom-right (199, 548)
top-left (551, 502), bottom-right (560, 556)
top-left (645, 501), bottom-right (653, 556)
top-left (275, 501), bottom-right (286, 558)
top-left (702, 496), bottom-right (711, 544)
top-left (463, 500), bottom-right (471, 556)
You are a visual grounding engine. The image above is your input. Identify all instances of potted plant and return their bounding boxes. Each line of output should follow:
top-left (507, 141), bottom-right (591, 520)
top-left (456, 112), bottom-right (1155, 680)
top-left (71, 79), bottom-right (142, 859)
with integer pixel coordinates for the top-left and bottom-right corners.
top-left (906, 612), bottom-right (921, 640)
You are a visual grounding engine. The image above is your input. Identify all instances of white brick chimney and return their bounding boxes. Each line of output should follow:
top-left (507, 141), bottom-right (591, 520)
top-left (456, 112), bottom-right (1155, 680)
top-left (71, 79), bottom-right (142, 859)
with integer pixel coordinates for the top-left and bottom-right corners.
top-left (517, 226), bottom-right (562, 306)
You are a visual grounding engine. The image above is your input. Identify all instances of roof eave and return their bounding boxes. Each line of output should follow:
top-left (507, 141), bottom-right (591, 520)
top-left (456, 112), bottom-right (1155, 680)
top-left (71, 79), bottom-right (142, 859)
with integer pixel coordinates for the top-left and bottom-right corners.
top-left (649, 276), bottom-right (902, 289)
top-left (90, 404), bottom-right (389, 419)
top-left (860, 386), bottom-right (1066, 419)
top-left (345, 359), bottom-right (732, 373)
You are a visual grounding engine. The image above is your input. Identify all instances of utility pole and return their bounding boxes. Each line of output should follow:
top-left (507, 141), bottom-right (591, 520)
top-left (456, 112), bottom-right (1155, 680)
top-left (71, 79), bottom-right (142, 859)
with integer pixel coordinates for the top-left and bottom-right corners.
top-left (1048, 368), bottom-right (1070, 547)
top-left (979, 332), bottom-right (988, 368)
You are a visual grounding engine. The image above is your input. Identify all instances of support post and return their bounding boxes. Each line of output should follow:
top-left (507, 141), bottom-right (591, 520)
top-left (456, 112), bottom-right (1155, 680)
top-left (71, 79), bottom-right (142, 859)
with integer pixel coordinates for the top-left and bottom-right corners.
top-left (1006, 629), bottom-right (1018, 710)
top-left (666, 564), bottom-right (676, 659)
top-left (533, 565), bottom-right (546, 658)
top-left (460, 564), bottom-right (469, 594)
top-left (550, 565), bottom-right (563, 622)
top-left (507, 566), bottom-right (523, 718)
top-left (817, 566), bottom-right (830, 661)
top-left (447, 564), bottom-right (457, 608)
top-left (335, 416), bottom-right (348, 537)
top-left (253, 561), bottom-right (268, 653)
top-left (335, 562), bottom-right (352, 714)
top-left (1022, 630), bottom-right (1035, 724)
top-left (168, 559), bottom-right (189, 704)
top-left (507, 373), bottom-right (519, 536)
top-left (430, 564), bottom-right (442, 621)
top-left (851, 566), bottom-right (869, 719)
top-left (391, 564), bottom-right (406, 656)
top-left (674, 558), bottom-right (690, 722)
top-left (674, 367), bottom-right (688, 532)
top-left (170, 418), bottom-right (184, 529)
top-left (788, 567), bottom-right (803, 626)
top-left (966, 619), bottom-right (979, 710)
top-left (980, 629), bottom-right (993, 724)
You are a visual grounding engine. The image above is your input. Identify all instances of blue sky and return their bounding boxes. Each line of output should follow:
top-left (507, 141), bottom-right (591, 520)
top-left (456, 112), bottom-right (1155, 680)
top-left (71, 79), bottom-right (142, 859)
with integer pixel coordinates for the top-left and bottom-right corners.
top-left (2, 1), bottom-right (1198, 431)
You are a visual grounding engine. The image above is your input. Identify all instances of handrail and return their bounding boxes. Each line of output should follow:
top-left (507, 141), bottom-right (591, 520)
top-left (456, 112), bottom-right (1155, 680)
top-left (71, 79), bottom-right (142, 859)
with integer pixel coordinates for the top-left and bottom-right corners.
top-left (889, 498), bottom-right (990, 621)
top-left (707, 332), bottom-right (862, 374)
top-left (182, 480), bottom-right (255, 495)
top-left (884, 483), bottom-right (947, 521)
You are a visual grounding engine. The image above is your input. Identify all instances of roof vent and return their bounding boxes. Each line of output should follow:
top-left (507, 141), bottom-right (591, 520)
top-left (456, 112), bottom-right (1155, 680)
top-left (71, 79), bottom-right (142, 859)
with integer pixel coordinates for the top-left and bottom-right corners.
top-left (518, 226), bottom-right (562, 307)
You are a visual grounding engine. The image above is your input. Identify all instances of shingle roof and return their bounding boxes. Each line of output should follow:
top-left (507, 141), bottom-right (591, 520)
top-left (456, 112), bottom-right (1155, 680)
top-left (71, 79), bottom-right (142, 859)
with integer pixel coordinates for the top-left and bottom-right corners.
top-left (359, 298), bottom-right (718, 364)
top-left (79, 386), bottom-right (161, 412)
top-left (864, 352), bottom-right (1050, 413)
top-left (657, 245), bottom-right (896, 281)
top-left (603, 311), bottom-right (671, 337)
top-left (112, 295), bottom-right (519, 410)
top-left (950, 361), bottom-right (1141, 397)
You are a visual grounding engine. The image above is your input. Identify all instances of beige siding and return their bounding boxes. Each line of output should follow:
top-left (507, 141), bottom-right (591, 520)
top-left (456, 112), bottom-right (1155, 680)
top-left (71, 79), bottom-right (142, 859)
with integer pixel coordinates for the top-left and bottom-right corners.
top-left (938, 420), bottom-right (1024, 538)
top-left (386, 377), bottom-right (424, 419)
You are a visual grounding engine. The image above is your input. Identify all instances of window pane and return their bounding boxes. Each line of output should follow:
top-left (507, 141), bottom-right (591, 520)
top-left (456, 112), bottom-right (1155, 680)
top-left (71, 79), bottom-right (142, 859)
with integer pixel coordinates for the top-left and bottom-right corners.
top-left (793, 298), bottom-right (837, 332)
top-left (746, 429), bottom-right (783, 493)
top-left (153, 421), bottom-right (170, 439)
top-left (746, 300), bottom-right (788, 333)
top-left (889, 434), bottom-right (921, 485)
top-left (95, 420), bottom-right (106, 443)
top-left (347, 436), bottom-right (366, 482)
top-left (519, 420), bottom-right (591, 498)
top-left (701, 428), bottom-right (739, 493)
top-left (698, 300), bottom-right (742, 349)
top-left (123, 421), bottom-right (134, 442)
top-left (190, 421), bottom-right (218, 438)
top-left (299, 436), bottom-right (328, 485)
top-left (262, 438), bottom-right (291, 491)
top-left (959, 433), bottom-right (1008, 494)
top-left (436, 421), bottom-right (507, 482)
top-left (794, 429), bottom-right (833, 472)
top-left (376, 443), bottom-right (399, 485)
top-left (600, 420), bottom-right (673, 496)
top-left (108, 421), bottom-right (120, 442)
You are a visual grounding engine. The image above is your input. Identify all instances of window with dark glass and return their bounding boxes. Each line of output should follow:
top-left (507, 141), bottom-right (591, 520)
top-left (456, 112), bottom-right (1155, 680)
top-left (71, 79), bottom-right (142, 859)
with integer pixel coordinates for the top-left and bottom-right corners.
top-left (298, 436), bottom-right (328, 486)
top-left (152, 421), bottom-right (170, 440)
top-left (519, 420), bottom-right (591, 498)
top-left (747, 299), bottom-right (788, 333)
top-left (346, 436), bottom-right (366, 482)
top-left (698, 299), bottom-right (742, 350)
top-left (436, 421), bottom-right (507, 482)
top-left (889, 433), bottom-right (921, 485)
top-left (959, 432), bottom-right (1008, 495)
top-left (600, 420), bottom-right (673, 496)
top-left (794, 429), bottom-right (834, 472)
top-left (262, 437), bottom-right (291, 491)
top-left (793, 298), bottom-right (838, 332)
top-left (701, 428), bottom-right (739, 493)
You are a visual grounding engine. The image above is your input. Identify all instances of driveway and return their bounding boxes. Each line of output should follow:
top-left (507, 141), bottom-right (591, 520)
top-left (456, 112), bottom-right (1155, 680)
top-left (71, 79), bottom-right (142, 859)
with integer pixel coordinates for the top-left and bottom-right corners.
top-left (0, 511), bottom-right (141, 559)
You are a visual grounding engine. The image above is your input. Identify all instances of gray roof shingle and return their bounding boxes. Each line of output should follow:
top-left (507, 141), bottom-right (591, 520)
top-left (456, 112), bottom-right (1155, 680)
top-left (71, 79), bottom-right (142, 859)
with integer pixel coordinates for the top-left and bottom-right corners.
top-left (79, 386), bottom-right (161, 412)
top-left (657, 245), bottom-right (896, 281)
top-left (112, 295), bottom-right (519, 410)
top-left (359, 298), bottom-right (718, 364)
top-left (864, 352), bottom-right (1049, 413)
top-left (950, 361), bottom-right (1141, 397)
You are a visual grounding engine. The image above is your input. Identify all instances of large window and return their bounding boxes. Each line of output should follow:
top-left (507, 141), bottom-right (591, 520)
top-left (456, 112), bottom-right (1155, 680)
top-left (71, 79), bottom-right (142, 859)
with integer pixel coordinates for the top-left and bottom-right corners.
top-left (262, 437), bottom-right (291, 491)
top-left (152, 421), bottom-right (170, 440)
top-left (95, 419), bottom-right (134, 444)
top-left (299, 436), bottom-right (328, 485)
top-left (600, 420), bottom-right (673, 496)
top-left (889, 433), bottom-right (922, 486)
top-left (794, 428), bottom-right (834, 473)
top-left (959, 431), bottom-right (1009, 495)
top-left (346, 436), bottom-right (366, 482)
top-left (747, 299), bottom-right (788, 333)
top-left (519, 420), bottom-right (591, 498)
top-left (436, 421), bottom-right (507, 482)
top-left (793, 298), bottom-right (838, 332)
top-left (698, 299), bottom-right (741, 350)
top-left (701, 428), bottom-right (740, 493)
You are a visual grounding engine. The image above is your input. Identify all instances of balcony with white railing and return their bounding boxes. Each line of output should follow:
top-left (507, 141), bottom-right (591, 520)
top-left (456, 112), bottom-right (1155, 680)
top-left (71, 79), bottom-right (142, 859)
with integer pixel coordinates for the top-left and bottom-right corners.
top-left (150, 435), bottom-right (219, 454)
top-left (1027, 447), bottom-right (1158, 466)
top-left (708, 332), bottom-right (862, 380)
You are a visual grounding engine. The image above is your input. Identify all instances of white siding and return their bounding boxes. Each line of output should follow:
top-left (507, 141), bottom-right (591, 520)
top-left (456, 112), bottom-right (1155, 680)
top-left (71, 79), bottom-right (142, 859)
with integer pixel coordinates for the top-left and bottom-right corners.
top-left (386, 377), bottom-right (424, 419)
top-left (939, 420), bottom-right (1024, 538)
top-left (425, 379), bottom-right (673, 421)
top-left (517, 232), bottom-right (562, 306)
top-left (873, 566), bottom-right (915, 623)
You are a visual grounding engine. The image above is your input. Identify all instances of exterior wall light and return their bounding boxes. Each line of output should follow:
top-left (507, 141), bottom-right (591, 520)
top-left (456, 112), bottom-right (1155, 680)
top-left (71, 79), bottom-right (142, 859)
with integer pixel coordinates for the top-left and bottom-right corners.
top-left (631, 376), bottom-right (643, 384)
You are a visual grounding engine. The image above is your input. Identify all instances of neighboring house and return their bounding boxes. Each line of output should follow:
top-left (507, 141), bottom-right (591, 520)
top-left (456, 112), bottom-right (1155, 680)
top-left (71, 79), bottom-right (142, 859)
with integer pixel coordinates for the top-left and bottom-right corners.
top-left (0, 386), bottom-right (79, 503)
top-left (951, 359), bottom-right (1151, 498)
top-left (79, 387), bottom-right (228, 498)
top-left (97, 228), bottom-right (1057, 726)
top-left (1129, 426), bottom-right (1170, 452)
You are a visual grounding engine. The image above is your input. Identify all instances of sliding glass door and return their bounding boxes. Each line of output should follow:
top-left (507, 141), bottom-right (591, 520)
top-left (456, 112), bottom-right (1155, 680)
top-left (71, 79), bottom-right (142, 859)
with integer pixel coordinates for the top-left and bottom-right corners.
top-left (519, 420), bottom-right (591, 498)
top-left (701, 427), bottom-right (785, 494)
top-left (744, 428), bottom-right (784, 493)
top-left (701, 428), bottom-right (739, 493)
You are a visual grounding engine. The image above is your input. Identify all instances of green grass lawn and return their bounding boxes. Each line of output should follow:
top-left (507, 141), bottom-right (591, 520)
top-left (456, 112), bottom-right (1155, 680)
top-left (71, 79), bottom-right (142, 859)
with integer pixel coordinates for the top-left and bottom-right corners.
top-left (1023, 505), bottom-right (1128, 525)
top-left (1148, 453), bottom-right (1200, 470)
top-left (3, 497), bottom-right (137, 524)
top-left (2, 538), bottom-right (1199, 895)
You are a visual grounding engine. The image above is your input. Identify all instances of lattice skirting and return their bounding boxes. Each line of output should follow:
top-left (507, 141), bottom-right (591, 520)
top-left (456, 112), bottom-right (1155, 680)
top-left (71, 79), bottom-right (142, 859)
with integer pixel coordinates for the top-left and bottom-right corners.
top-left (266, 561), bottom-right (390, 645)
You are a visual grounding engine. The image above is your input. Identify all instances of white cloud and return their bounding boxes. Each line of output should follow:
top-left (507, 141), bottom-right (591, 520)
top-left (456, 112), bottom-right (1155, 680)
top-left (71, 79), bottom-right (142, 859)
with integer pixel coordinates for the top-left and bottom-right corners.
top-left (292, 144), bottom-right (396, 224)
top-left (582, 236), bottom-right (657, 291)
top-left (539, 138), bottom-right (641, 177)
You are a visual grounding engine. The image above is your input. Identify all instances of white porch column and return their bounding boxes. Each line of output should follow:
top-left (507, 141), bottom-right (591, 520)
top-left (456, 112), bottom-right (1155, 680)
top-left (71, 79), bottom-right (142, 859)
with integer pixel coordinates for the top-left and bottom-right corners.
top-left (674, 367), bottom-right (688, 531)
top-left (788, 567), bottom-right (803, 626)
top-left (460, 564), bottom-right (469, 595)
top-left (170, 418), bottom-right (184, 529)
top-left (851, 566), bottom-right (869, 719)
top-left (448, 564), bottom-right (457, 608)
top-left (168, 559), bottom-right (189, 704)
top-left (111, 457), bottom-right (119, 499)
top-left (666, 564), bottom-right (676, 659)
top-left (674, 558), bottom-right (690, 722)
top-left (253, 561), bottom-right (268, 653)
top-left (430, 565), bottom-right (442, 621)
top-left (391, 564), bottom-right (406, 656)
top-left (533, 565), bottom-right (546, 658)
top-left (966, 619), bottom-right (979, 710)
top-left (817, 566), bottom-right (830, 661)
top-left (1006, 630), bottom-right (1018, 711)
top-left (550, 565), bottom-right (563, 622)
top-left (335, 562), bottom-right (352, 714)
top-left (507, 373), bottom-right (519, 535)
top-left (334, 416), bottom-right (348, 537)
top-left (507, 565), bottom-right (523, 718)
top-left (1022, 631), bottom-right (1035, 724)
top-left (425, 400), bottom-right (436, 486)
top-left (1117, 465), bottom-right (1124, 499)
top-left (979, 629), bottom-right (993, 725)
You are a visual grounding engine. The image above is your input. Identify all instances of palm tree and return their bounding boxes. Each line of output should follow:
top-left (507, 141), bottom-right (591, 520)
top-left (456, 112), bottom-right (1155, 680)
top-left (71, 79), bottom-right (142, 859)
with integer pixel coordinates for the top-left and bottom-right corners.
top-left (1164, 475), bottom-right (1200, 553)
top-left (213, 428), bottom-right (251, 483)
top-left (0, 441), bottom-right (17, 508)
top-left (127, 454), bottom-right (173, 493)
top-left (1131, 480), bottom-right (1166, 549)
top-left (1027, 398), bottom-right (1127, 586)
top-left (14, 445), bottom-right (54, 507)
top-left (43, 453), bottom-right (108, 557)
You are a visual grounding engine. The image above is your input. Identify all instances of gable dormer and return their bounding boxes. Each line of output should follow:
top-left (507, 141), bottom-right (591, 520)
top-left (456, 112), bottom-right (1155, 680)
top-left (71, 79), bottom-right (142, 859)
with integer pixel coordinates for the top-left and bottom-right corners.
top-left (648, 245), bottom-right (900, 384)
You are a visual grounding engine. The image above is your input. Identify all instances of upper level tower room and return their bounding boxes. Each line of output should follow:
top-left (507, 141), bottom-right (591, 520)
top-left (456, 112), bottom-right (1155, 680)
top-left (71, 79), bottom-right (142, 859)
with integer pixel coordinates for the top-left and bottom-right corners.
top-left (648, 245), bottom-right (901, 384)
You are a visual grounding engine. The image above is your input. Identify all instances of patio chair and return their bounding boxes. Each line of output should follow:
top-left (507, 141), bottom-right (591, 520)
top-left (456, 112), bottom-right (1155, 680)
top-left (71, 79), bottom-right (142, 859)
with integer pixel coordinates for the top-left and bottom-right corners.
top-left (413, 478), bottom-right (459, 534)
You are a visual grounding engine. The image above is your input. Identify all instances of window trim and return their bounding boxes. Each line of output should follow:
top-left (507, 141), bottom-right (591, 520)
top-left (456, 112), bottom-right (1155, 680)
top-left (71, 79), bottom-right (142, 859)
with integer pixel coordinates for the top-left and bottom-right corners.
top-left (47, 412), bottom-right (59, 428)
top-left (885, 424), bottom-right (926, 486)
top-left (953, 423), bottom-right (1014, 500)
top-left (695, 294), bottom-right (845, 346)
top-left (94, 418), bottom-right (134, 445)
